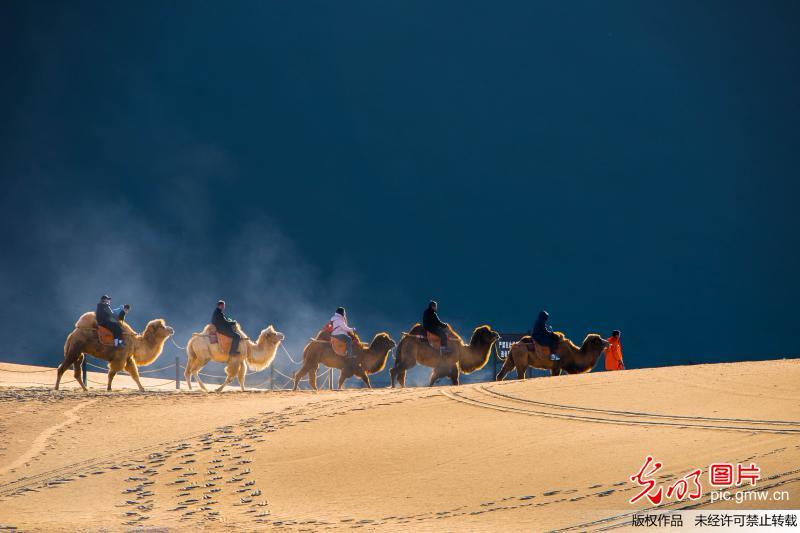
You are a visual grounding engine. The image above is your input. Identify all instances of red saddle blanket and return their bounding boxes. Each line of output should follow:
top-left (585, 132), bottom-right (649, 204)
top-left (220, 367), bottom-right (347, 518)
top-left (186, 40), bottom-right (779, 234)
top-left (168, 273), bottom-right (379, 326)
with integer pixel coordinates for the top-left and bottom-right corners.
top-left (208, 325), bottom-right (233, 355)
top-left (330, 336), bottom-right (348, 356)
top-left (426, 331), bottom-right (444, 349)
top-left (97, 325), bottom-right (115, 347)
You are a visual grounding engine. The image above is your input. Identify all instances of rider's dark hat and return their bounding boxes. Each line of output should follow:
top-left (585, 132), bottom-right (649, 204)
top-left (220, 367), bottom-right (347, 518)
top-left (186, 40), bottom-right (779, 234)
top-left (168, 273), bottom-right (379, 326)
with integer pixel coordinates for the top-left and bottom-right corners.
top-left (100, 295), bottom-right (111, 301)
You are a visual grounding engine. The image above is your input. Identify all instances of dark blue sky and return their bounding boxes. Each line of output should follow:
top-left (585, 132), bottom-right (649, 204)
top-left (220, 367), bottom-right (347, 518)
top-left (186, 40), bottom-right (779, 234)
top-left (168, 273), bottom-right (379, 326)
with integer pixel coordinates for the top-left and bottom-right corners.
top-left (1, 0), bottom-right (798, 376)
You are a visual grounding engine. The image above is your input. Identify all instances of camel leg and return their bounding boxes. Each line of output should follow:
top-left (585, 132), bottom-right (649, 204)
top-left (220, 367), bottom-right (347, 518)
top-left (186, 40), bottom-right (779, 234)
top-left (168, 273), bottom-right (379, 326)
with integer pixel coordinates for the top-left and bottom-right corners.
top-left (71, 354), bottom-right (87, 392)
top-left (125, 360), bottom-right (145, 392)
top-left (107, 370), bottom-right (118, 391)
top-left (359, 371), bottom-right (372, 389)
top-left (55, 354), bottom-right (77, 391)
top-left (215, 373), bottom-right (235, 392)
top-left (398, 369), bottom-right (407, 388)
top-left (308, 367), bottom-right (318, 391)
top-left (56, 348), bottom-right (82, 391)
top-left (551, 362), bottom-right (562, 376)
top-left (215, 360), bottom-right (238, 393)
top-left (516, 364), bottom-right (527, 380)
top-left (496, 357), bottom-right (514, 381)
top-left (238, 364), bottom-right (246, 392)
top-left (449, 366), bottom-right (459, 386)
top-left (392, 361), bottom-right (413, 389)
top-left (338, 370), bottom-right (347, 390)
top-left (194, 367), bottom-right (209, 392)
top-left (428, 368), bottom-right (441, 387)
top-left (106, 356), bottom-right (127, 392)
top-left (184, 358), bottom-right (194, 391)
top-left (293, 362), bottom-right (313, 391)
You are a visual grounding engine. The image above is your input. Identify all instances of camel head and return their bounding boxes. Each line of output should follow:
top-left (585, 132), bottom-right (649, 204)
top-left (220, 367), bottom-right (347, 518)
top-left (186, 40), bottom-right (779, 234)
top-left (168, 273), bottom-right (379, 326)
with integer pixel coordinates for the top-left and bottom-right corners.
top-left (580, 333), bottom-right (609, 353)
top-left (469, 325), bottom-right (501, 347)
top-left (143, 319), bottom-right (174, 341)
top-left (133, 319), bottom-right (173, 366)
top-left (258, 325), bottom-right (286, 345)
top-left (369, 332), bottom-right (396, 353)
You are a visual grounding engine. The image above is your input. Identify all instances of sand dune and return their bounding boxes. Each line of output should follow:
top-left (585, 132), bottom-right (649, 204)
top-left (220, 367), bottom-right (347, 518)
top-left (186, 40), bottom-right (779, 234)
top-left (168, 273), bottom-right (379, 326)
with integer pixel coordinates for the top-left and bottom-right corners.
top-left (0, 358), bottom-right (798, 531)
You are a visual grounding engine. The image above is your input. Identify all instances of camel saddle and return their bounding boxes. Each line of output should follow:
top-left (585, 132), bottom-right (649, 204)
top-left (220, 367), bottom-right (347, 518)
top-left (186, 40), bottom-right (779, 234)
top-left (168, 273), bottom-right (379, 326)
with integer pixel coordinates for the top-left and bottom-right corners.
top-left (330, 336), bottom-right (348, 356)
top-left (404, 326), bottom-right (454, 350)
top-left (426, 331), bottom-right (445, 350)
top-left (207, 325), bottom-right (233, 355)
top-left (97, 325), bottom-right (115, 347)
top-left (521, 336), bottom-right (556, 358)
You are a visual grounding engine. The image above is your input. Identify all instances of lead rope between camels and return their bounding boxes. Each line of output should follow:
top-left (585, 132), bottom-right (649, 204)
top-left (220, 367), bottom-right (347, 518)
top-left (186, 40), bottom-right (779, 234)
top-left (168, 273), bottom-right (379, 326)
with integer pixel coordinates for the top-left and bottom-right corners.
top-left (170, 336), bottom-right (186, 350)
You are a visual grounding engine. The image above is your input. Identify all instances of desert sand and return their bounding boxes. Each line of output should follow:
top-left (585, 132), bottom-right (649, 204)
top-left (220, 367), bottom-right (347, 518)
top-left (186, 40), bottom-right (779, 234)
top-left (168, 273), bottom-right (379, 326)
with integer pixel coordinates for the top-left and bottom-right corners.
top-left (0, 358), bottom-right (798, 531)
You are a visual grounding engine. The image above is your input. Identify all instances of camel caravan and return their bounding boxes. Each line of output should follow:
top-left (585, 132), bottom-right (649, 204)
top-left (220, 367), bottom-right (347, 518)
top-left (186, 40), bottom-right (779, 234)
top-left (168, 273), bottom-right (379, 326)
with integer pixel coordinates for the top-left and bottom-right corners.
top-left (56, 296), bottom-right (619, 392)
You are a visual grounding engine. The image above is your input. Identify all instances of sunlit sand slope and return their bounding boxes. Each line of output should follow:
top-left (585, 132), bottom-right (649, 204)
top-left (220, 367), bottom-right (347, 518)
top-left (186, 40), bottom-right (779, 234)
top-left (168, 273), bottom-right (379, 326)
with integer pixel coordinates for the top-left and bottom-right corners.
top-left (0, 358), bottom-right (797, 531)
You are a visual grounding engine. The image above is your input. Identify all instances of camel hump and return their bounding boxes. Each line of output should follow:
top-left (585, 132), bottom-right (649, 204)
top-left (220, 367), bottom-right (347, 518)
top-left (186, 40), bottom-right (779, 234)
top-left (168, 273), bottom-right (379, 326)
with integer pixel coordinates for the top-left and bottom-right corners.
top-left (408, 323), bottom-right (425, 336)
top-left (75, 311), bottom-right (97, 329)
top-left (407, 323), bottom-right (459, 341)
top-left (315, 329), bottom-right (332, 341)
top-left (74, 311), bottom-right (135, 335)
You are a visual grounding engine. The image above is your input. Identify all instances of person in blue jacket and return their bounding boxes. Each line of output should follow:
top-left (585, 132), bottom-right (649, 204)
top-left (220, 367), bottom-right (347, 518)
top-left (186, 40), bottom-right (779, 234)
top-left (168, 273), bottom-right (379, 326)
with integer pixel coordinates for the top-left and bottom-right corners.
top-left (531, 310), bottom-right (560, 361)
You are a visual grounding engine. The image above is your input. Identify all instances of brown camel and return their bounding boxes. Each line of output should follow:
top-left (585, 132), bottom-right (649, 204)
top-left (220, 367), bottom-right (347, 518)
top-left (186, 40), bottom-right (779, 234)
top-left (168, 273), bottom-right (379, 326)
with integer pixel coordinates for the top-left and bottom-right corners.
top-left (390, 324), bottom-right (500, 387)
top-left (184, 324), bottom-right (285, 392)
top-left (496, 332), bottom-right (609, 380)
top-left (55, 312), bottom-right (174, 392)
top-left (292, 331), bottom-right (396, 390)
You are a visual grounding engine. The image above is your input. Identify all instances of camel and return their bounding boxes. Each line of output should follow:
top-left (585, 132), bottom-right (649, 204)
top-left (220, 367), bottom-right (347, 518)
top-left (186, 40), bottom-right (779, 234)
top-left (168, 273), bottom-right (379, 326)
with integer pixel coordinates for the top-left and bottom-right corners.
top-left (55, 312), bottom-right (175, 392)
top-left (390, 324), bottom-right (500, 387)
top-left (184, 324), bottom-right (285, 392)
top-left (496, 332), bottom-right (609, 380)
top-left (292, 331), bottom-right (396, 391)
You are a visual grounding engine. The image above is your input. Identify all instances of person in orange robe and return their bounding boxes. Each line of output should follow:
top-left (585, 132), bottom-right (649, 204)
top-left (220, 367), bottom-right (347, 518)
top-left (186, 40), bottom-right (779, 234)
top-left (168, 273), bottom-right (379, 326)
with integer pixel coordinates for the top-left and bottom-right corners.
top-left (605, 330), bottom-right (624, 370)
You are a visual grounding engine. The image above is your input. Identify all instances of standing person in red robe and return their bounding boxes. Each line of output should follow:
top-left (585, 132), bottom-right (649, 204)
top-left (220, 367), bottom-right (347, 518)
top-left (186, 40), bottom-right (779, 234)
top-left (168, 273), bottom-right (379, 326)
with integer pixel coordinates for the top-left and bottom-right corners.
top-left (605, 330), bottom-right (625, 370)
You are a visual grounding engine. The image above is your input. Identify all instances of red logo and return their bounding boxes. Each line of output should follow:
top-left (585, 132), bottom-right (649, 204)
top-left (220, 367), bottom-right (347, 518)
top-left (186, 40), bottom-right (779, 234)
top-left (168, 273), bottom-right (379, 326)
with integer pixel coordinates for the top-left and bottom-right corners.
top-left (629, 457), bottom-right (760, 504)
